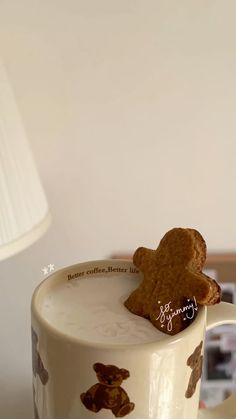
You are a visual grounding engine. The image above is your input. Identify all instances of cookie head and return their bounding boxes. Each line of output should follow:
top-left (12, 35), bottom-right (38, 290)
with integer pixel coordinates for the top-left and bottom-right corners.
top-left (158, 228), bottom-right (206, 269)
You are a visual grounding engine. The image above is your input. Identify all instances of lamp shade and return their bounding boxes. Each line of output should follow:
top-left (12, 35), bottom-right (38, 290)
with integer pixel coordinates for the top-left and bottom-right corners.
top-left (0, 60), bottom-right (50, 261)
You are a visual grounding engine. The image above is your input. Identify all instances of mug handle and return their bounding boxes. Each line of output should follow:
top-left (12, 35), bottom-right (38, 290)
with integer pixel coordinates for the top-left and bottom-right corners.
top-left (198, 302), bottom-right (236, 419)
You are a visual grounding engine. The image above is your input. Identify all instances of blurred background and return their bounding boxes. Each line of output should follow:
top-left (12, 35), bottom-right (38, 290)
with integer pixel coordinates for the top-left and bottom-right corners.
top-left (0, 1), bottom-right (236, 418)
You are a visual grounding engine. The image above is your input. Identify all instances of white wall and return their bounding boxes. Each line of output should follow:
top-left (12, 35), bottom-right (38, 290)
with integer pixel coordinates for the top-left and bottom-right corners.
top-left (0, 1), bottom-right (236, 418)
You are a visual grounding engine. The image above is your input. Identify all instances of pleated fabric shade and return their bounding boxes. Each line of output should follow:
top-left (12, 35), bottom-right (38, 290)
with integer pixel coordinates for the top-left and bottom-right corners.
top-left (0, 61), bottom-right (50, 261)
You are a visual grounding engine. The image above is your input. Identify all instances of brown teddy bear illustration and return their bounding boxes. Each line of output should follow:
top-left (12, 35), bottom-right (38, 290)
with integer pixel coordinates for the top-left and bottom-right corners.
top-left (80, 363), bottom-right (135, 417)
top-left (185, 341), bottom-right (203, 398)
top-left (31, 328), bottom-right (49, 419)
top-left (31, 328), bottom-right (49, 385)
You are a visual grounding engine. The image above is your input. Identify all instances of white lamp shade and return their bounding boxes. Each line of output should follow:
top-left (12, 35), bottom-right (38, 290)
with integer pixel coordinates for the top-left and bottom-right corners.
top-left (0, 61), bottom-right (50, 261)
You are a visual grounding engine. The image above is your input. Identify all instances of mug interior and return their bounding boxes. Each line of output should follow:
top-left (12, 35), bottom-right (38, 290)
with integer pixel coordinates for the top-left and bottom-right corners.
top-left (31, 259), bottom-right (206, 349)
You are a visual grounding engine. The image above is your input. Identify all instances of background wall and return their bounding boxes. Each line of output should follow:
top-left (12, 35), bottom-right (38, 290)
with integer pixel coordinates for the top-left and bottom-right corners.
top-left (0, 1), bottom-right (236, 418)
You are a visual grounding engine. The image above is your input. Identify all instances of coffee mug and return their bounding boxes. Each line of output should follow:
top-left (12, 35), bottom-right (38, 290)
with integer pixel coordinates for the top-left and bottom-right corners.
top-left (31, 260), bottom-right (236, 419)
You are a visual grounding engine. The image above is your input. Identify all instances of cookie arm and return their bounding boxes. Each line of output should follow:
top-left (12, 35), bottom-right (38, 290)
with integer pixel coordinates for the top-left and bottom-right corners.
top-left (184, 271), bottom-right (221, 305)
top-left (133, 247), bottom-right (155, 272)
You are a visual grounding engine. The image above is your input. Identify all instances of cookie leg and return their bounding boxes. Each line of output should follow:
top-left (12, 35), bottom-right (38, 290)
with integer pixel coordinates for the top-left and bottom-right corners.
top-left (124, 289), bottom-right (150, 317)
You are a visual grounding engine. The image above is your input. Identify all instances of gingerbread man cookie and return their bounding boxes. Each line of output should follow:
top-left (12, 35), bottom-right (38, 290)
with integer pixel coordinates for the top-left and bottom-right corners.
top-left (185, 341), bottom-right (203, 398)
top-left (124, 228), bottom-right (221, 335)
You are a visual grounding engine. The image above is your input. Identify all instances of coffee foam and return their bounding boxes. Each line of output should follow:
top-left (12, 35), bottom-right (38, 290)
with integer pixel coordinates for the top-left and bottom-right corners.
top-left (40, 273), bottom-right (165, 345)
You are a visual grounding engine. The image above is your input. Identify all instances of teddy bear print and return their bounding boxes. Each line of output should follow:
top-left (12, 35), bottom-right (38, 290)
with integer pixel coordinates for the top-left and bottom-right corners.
top-left (80, 363), bottom-right (135, 417)
top-left (31, 328), bottom-right (49, 419)
top-left (31, 328), bottom-right (49, 385)
top-left (185, 341), bottom-right (203, 398)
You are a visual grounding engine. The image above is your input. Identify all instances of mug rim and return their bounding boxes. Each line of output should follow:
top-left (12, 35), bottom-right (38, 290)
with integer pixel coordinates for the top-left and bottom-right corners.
top-left (31, 259), bottom-right (207, 350)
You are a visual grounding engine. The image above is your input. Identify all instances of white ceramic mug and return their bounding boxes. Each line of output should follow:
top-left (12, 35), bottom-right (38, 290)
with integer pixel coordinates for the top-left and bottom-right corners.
top-left (31, 260), bottom-right (236, 419)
